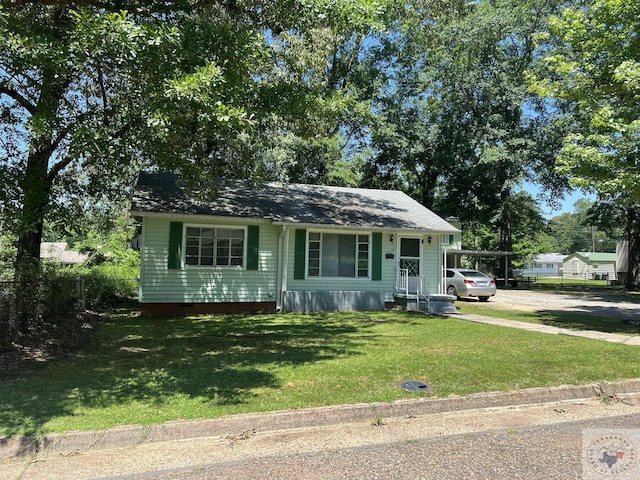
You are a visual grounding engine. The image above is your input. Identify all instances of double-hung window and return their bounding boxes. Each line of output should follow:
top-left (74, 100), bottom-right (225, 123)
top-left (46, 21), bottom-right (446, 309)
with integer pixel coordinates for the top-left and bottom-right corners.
top-left (307, 232), bottom-right (370, 278)
top-left (185, 226), bottom-right (245, 267)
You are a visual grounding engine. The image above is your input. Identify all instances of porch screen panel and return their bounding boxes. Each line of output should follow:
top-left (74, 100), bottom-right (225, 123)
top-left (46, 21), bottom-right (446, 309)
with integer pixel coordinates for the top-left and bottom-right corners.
top-left (400, 237), bottom-right (421, 276)
top-left (400, 238), bottom-right (421, 257)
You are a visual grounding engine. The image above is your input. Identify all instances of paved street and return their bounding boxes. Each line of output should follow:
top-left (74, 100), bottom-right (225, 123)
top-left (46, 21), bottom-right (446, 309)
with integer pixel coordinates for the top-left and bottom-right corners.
top-left (156, 414), bottom-right (640, 480)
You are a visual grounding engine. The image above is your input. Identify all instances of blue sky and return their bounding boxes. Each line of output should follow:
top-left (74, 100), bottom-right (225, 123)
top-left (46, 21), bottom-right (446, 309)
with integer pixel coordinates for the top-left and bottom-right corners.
top-left (542, 189), bottom-right (592, 218)
top-left (520, 181), bottom-right (594, 219)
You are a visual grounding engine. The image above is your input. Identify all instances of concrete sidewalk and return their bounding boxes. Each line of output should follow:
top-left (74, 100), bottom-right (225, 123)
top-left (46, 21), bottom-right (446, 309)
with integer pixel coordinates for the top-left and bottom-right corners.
top-left (450, 313), bottom-right (640, 346)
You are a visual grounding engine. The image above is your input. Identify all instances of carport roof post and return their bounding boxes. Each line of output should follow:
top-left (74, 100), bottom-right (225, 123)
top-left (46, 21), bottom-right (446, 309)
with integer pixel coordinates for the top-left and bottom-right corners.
top-left (447, 250), bottom-right (513, 286)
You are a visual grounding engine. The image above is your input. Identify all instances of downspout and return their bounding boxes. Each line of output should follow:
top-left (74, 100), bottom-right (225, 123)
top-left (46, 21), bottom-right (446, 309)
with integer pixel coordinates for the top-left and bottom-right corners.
top-left (276, 226), bottom-right (284, 311)
top-left (441, 235), bottom-right (447, 295)
top-left (276, 225), bottom-right (289, 311)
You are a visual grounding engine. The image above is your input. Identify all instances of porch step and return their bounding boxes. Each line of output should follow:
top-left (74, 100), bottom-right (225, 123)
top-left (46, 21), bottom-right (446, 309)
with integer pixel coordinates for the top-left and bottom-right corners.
top-left (394, 293), bottom-right (457, 314)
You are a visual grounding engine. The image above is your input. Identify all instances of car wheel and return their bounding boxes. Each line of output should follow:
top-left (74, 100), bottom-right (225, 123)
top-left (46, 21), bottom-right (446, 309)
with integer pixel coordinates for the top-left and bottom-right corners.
top-left (446, 285), bottom-right (457, 297)
top-left (479, 296), bottom-right (490, 302)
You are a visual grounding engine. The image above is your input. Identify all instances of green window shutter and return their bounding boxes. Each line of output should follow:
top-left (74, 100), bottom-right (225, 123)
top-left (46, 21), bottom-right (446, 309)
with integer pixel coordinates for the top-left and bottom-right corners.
top-left (372, 232), bottom-right (382, 281)
top-left (168, 222), bottom-right (183, 270)
top-left (294, 228), bottom-right (307, 280)
top-left (247, 225), bottom-right (259, 270)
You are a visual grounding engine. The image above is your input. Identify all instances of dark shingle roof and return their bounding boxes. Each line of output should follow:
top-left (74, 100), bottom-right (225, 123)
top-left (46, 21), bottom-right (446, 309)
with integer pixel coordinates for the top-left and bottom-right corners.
top-left (131, 172), bottom-right (459, 233)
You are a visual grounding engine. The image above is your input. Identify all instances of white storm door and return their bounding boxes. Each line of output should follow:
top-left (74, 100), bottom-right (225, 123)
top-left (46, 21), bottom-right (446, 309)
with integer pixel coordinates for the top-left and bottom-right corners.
top-left (399, 237), bottom-right (422, 294)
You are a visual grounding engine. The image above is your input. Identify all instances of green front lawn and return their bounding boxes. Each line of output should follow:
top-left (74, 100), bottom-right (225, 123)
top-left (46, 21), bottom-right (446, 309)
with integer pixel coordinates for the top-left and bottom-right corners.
top-left (1, 309), bottom-right (638, 438)
top-left (458, 302), bottom-right (640, 335)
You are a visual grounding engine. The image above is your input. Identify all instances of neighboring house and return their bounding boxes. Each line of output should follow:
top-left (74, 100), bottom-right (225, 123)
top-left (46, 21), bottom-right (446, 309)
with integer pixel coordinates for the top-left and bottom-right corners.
top-left (40, 242), bottom-right (88, 265)
top-left (516, 253), bottom-right (565, 277)
top-left (563, 252), bottom-right (617, 280)
top-left (130, 172), bottom-right (460, 315)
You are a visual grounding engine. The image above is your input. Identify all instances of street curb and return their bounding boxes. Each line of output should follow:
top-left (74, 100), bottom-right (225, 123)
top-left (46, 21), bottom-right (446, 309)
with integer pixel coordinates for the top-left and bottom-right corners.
top-left (3, 378), bottom-right (640, 461)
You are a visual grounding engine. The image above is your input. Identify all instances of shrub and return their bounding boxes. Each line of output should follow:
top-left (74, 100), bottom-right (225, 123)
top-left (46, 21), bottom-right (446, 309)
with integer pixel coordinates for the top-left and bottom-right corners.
top-left (75, 263), bottom-right (139, 309)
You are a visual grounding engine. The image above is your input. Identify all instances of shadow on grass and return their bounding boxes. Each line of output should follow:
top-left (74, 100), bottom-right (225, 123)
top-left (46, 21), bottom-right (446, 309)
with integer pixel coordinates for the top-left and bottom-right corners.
top-left (535, 309), bottom-right (640, 335)
top-left (0, 309), bottom-right (382, 441)
top-left (501, 285), bottom-right (640, 305)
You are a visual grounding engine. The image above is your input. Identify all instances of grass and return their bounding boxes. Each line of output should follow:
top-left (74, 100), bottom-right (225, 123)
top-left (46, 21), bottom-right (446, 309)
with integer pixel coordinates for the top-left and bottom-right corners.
top-left (457, 299), bottom-right (640, 335)
top-left (1, 308), bottom-right (639, 438)
top-left (535, 277), bottom-right (612, 287)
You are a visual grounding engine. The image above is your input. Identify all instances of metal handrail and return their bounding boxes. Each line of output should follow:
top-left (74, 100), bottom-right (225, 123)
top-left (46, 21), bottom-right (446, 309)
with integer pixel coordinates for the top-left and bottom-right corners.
top-left (397, 268), bottom-right (409, 295)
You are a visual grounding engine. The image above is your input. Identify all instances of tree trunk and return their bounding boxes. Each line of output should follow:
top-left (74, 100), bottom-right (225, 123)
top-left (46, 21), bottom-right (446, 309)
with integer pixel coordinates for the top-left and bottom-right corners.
top-left (14, 147), bottom-right (53, 334)
top-left (11, 8), bottom-right (70, 335)
top-left (626, 205), bottom-right (640, 290)
top-left (499, 189), bottom-right (513, 279)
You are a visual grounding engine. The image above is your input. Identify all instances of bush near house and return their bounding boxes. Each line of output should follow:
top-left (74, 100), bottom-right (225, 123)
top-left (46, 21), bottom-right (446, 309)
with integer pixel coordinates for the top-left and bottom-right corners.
top-left (0, 230), bottom-right (139, 352)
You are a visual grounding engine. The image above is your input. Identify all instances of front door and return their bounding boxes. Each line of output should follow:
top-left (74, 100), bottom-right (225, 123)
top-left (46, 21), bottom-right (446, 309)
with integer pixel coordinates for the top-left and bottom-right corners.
top-left (399, 237), bottom-right (421, 294)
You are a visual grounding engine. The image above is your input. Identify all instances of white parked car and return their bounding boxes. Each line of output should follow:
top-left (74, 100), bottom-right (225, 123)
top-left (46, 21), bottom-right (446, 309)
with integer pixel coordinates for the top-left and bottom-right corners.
top-left (446, 268), bottom-right (496, 302)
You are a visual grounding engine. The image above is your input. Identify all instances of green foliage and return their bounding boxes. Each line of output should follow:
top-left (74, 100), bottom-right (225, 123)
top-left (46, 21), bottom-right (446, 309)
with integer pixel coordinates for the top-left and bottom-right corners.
top-left (544, 200), bottom-right (623, 254)
top-left (462, 191), bottom-right (548, 272)
top-left (530, 0), bottom-right (640, 205)
top-left (0, 236), bottom-right (16, 280)
top-left (358, 0), bottom-right (568, 268)
top-left (0, 262), bottom-right (84, 338)
top-left (75, 265), bottom-right (139, 308)
top-left (0, 1), bottom-right (391, 335)
top-left (70, 226), bottom-right (140, 306)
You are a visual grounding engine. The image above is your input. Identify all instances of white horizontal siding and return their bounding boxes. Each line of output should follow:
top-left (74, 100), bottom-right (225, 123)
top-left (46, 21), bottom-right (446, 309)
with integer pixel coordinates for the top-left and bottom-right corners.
top-left (140, 217), bottom-right (279, 303)
top-left (286, 230), bottom-right (441, 302)
top-left (140, 219), bottom-right (447, 306)
top-left (564, 258), bottom-right (616, 280)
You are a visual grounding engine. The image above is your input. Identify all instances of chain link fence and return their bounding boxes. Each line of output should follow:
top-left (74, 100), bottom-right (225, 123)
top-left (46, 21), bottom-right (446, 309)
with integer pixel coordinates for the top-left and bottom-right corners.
top-left (512, 272), bottom-right (617, 288)
top-left (0, 275), bottom-right (138, 349)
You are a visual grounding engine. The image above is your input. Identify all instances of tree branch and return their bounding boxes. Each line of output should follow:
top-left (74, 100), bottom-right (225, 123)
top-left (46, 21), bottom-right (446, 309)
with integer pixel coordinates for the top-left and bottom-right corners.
top-left (46, 113), bottom-right (143, 184)
top-left (0, 82), bottom-right (37, 115)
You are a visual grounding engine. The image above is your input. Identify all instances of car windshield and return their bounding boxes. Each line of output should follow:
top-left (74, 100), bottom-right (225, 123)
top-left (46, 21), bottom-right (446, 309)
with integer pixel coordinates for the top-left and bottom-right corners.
top-left (459, 270), bottom-right (488, 278)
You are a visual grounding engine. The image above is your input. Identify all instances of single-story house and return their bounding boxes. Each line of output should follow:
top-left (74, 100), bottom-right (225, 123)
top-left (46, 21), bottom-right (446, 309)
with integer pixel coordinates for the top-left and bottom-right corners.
top-left (563, 252), bottom-right (617, 280)
top-left (130, 172), bottom-right (460, 315)
top-left (515, 253), bottom-right (565, 277)
top-left (40, 242), bottom-right (88, 265)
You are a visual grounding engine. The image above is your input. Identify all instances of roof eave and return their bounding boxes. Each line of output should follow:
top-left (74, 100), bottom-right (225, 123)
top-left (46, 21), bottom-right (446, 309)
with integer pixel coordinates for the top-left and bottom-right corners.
top-left (130, 210), bottom-right (273, 225)
top-left (131, 211), bottom-right (459, 233)
top-left (272, 221), bottom-right (459, 233)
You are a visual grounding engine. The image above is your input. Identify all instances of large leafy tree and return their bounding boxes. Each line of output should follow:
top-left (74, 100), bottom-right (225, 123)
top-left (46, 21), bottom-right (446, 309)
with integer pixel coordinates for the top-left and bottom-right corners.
top-left (529, 0), bottom-right (640, 287)
top-left (462, 191), bottom-right (547, 271)
top-left (0, 0), bottom-right (389, 336)
top-left (430, 0), bottom-right (568, 267)
top-left (360, 0), bottom-right (568, 277)
top-left (359, 1), bottom-right (473, 207)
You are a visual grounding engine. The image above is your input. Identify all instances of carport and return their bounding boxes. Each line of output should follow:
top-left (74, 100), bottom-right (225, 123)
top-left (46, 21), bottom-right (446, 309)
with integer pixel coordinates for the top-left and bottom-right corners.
top-left (444, 249), bottom-right (513, 287)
